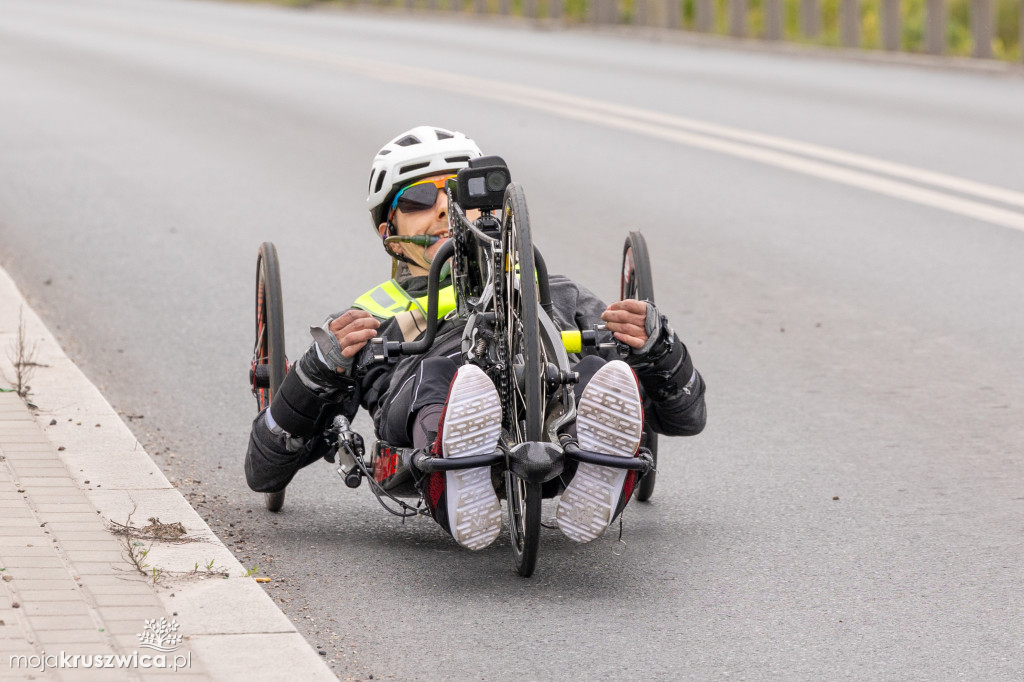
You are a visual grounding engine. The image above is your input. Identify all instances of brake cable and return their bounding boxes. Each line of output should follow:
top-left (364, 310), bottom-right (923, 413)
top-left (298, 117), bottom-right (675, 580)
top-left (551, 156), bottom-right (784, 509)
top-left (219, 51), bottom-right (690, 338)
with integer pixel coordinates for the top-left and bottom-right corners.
top-left (347, 445), bottom-right (428, 520)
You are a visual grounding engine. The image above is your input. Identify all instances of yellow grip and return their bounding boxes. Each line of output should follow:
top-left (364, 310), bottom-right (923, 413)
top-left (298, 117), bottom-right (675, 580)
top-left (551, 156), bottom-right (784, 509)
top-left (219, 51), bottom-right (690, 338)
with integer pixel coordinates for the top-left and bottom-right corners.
top-left (560, 330), bottom-right (582, 354)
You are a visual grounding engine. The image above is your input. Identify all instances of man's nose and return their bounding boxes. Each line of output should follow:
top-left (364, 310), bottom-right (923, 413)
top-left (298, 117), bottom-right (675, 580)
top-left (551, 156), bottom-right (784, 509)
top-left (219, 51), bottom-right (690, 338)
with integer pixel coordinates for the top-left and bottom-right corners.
top-left (434, 190), bottom-right (448, 221)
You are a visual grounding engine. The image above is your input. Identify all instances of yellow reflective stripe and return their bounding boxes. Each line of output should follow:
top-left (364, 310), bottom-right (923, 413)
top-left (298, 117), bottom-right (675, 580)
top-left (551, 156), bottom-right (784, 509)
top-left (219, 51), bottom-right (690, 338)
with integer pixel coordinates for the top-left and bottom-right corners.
top-left (353, 280), bottom-right (416, 317)
top-left (381, 280), bottom-right (422, 315)
top-left (353, 280), bottom-right (455, 320)
top-left (416, 286), bottom-right (456, 319)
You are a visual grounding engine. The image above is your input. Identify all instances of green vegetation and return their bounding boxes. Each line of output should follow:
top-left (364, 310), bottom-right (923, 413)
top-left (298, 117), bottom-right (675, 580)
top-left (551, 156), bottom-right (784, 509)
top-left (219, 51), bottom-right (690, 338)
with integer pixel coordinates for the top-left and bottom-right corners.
top-left (235, 0), bottom-right (1021, 61)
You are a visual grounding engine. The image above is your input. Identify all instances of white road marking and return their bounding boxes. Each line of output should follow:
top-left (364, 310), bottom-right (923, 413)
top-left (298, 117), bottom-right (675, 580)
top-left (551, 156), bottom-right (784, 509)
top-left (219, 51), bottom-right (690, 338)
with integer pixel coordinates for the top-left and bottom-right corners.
top-left (186, 33), bottom-right (1024, 233)
top-left (14, 11), bottom-right (1024, 233)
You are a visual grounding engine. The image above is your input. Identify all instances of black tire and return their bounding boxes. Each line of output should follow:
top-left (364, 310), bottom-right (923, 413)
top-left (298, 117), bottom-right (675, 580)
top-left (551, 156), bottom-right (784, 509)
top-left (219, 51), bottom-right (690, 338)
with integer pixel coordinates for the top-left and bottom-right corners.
top-left (621, 231), bottom-right (659, 502)
top-left (506, 473), bottom-right (542, 577)
top-left (498, 183), bottom-right (543, 577)
top-left (254, 242), bottom-right (288, 513)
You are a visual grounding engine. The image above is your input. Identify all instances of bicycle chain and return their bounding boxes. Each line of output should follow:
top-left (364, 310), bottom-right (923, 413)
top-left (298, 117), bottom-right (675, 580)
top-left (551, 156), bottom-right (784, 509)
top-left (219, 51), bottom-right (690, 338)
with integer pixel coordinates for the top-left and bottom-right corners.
top-left (492, 236), bottom-right (514, 437)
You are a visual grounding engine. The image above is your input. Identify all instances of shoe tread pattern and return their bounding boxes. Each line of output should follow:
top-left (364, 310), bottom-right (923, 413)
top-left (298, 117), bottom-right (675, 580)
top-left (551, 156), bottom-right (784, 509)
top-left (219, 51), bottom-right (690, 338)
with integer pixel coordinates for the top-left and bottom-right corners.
top-left (557, 361), bottom-right (642, 544)
top-left (442, 366), bottom-right (503, 550)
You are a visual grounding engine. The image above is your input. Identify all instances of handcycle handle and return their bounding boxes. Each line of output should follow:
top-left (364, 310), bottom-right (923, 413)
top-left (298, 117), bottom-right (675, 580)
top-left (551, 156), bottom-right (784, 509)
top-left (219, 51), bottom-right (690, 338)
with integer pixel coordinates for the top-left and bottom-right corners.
top-left (559, 325), bottom-right (630, 356)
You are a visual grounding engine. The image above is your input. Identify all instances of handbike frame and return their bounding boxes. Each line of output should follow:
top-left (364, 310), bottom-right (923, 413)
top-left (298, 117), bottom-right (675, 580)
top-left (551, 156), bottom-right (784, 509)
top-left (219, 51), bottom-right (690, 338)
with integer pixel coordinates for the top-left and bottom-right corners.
top-left (248, 168), bottom-right (658, 575)
top-left (332, 177), bottom-right (653, 575)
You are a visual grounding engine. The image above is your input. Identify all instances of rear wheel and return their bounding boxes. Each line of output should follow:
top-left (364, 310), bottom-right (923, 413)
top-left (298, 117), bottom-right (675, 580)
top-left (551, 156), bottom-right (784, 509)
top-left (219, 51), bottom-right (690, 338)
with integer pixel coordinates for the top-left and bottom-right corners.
top-left (621, 231), bottom-right (659, 502)
top-left (253, 242), bottom-right (288, 513)
top-left (497, 183), bottom-right (543, 577)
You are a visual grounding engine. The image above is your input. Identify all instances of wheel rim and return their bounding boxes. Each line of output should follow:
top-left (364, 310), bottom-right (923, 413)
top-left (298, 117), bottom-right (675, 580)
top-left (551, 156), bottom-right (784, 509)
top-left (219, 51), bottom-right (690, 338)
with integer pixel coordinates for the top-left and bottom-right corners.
top-left (254, 264), bottom-right (272, 410)
top-left (253, 243), bottom-right (287, 410)
top-left (622, 246), bottom-right (637, 300)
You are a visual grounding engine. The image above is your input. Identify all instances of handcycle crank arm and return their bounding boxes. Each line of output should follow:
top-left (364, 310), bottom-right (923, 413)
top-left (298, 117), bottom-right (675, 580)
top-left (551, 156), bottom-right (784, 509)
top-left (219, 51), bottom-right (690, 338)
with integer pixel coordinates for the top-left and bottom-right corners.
top-left (369, 239), bottom-right (455, 363)
top-left (396, 238), bottom-right (453, 354)
top-left (532, 248), bottom-right (552, 315)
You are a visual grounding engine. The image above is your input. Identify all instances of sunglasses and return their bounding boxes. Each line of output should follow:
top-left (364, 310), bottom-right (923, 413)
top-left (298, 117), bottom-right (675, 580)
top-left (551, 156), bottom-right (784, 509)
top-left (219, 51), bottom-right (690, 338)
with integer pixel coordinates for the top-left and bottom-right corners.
top-left (390, 175), bottom-right (455, 217)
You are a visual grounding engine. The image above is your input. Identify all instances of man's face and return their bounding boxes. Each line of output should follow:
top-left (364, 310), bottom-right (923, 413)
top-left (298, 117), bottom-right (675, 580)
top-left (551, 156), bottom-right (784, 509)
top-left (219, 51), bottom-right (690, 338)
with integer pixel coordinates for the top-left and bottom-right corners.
top-left (379, 174), bottom-right (478, 276)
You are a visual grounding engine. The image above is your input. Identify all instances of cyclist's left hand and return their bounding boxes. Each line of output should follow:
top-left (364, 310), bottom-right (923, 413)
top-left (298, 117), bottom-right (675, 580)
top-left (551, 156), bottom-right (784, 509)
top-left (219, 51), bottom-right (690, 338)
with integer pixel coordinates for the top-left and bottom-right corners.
top-left (601, 299), bottom-right (651, 349)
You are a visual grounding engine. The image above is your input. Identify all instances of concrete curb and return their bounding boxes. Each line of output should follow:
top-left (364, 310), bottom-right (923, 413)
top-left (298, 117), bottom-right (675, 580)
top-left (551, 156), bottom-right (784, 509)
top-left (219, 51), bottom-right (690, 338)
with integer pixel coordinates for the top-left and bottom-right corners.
top-left (0, 264), bottom-right (336, 681)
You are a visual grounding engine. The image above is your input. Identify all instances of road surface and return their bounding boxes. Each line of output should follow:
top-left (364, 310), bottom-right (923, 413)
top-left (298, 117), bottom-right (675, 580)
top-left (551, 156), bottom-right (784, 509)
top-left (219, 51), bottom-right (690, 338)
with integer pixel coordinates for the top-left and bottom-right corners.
top-left (1, 1), bottom-right (1022, 679)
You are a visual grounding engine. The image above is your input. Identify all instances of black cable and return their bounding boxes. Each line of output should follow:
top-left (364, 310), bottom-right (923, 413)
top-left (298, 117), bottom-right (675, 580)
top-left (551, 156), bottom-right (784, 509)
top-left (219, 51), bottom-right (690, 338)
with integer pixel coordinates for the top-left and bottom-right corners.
top-left (347, 443), bottom-right (427, 519)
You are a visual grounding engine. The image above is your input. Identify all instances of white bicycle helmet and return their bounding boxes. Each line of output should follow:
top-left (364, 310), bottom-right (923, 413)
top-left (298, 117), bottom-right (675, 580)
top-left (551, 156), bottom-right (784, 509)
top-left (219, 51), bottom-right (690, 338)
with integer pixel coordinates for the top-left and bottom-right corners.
top-left (367, 126), bottom-right (483, 228)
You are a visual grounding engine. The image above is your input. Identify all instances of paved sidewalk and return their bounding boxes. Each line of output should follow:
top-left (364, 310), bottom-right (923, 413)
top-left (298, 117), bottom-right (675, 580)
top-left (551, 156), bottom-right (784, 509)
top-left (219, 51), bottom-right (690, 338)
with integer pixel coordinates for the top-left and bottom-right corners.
top-left (0, 266), bottom-right (337, 681)
top-left (0, 392), bottom-right (202, 681)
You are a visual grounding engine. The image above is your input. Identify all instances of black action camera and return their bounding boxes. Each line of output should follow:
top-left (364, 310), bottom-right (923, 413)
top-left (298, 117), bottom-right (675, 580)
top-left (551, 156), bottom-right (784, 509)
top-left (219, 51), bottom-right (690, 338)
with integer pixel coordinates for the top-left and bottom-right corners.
top-left (455, 156), bottom-right (511, 212)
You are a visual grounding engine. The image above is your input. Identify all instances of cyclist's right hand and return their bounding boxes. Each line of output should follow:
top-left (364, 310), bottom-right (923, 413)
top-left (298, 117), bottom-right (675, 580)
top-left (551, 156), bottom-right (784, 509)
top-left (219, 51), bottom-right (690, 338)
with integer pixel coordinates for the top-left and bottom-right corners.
top-left (328, 310), bottom-right (380, 358)
top-left (306, 309), bottom-right (380, 387)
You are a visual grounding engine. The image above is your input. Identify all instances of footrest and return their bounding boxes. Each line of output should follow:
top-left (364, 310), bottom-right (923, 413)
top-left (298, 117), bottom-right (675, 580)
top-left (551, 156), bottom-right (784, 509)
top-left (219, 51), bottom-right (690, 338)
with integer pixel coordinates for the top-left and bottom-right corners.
top-left (563, 442), bottom-right (653, 472)
top-left (411, 450), bottom-right (505, 474)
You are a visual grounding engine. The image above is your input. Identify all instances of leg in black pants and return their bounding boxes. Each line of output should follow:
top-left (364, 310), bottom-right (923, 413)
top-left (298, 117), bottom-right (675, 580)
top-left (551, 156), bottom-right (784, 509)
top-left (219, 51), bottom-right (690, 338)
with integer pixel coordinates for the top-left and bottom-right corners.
top-left (380, 353), bottom-right (609, 453)
top-left (376, 356), bottom-right (460, 449)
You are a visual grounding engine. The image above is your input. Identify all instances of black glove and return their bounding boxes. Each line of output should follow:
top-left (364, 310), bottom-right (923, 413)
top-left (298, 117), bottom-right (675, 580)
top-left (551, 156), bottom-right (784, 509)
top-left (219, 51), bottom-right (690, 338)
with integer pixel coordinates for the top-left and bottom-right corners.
top-left (298, 313), bottom-right (362, 396)
top-left (623, 305), bottom-right (700, 404)
top-left (623, 303), bottom-right (674, 366)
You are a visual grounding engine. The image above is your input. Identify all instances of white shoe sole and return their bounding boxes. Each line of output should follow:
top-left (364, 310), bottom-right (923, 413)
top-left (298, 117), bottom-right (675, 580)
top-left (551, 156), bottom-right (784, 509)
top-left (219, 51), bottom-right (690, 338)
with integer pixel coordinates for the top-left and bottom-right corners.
top-left (442, 365), bottom-right (503, 551)
top-left (557, 360), bottom-right (643, 544)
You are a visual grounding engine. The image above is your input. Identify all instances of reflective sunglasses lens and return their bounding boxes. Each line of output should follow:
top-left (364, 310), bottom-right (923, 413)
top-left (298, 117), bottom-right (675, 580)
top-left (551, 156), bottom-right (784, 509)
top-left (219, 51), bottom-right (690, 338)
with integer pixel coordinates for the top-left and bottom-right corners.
top-left (395, 183), bottom-right (440, 212)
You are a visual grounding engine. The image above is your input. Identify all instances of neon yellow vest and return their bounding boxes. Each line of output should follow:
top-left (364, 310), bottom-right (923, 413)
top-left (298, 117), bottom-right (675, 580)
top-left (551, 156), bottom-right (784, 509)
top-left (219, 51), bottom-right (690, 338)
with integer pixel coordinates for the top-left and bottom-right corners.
top-left (352, 279), bottom-right (457, 320)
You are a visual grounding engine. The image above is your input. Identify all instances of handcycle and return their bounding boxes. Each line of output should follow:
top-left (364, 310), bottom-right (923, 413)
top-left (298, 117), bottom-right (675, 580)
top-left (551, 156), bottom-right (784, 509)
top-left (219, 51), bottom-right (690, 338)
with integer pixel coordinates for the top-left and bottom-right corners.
top-left (249, 157), bottom-right (660, 577)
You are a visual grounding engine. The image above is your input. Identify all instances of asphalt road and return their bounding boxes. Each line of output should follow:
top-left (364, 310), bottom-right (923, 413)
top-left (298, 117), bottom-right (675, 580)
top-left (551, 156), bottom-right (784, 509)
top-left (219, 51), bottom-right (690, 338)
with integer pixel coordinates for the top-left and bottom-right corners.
top-left (1, 1), bottom-right (1023, 679)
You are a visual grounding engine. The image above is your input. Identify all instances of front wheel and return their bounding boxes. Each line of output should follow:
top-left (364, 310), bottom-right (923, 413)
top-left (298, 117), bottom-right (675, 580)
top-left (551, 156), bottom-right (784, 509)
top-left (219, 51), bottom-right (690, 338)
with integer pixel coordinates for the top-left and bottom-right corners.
top-left (497, 183), bottom-right (544, 577)
top-left (506, 474), bottom-right (542, 578)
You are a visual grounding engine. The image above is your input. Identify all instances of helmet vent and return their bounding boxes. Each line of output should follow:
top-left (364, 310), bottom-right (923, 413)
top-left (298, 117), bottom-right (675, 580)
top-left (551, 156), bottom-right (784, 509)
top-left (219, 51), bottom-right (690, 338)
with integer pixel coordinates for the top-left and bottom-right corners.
top-left (435, 129), bottom-right (454, 140)
top-left (445, 155), bottom-right (470, 163)
top-left (400, 161), bottom-right (430, 174)
top-left (378, 149), bottom-right (391, 155)
top-left (395, 135), bottom-right (420, 147)
top-left (374, 170), bottom-right (387, 193)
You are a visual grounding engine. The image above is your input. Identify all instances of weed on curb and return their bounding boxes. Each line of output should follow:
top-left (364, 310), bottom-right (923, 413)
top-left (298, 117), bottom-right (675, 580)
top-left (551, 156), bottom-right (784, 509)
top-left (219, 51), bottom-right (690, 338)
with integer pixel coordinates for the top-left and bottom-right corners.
top-left (112, 500), bottom-right (229, 584)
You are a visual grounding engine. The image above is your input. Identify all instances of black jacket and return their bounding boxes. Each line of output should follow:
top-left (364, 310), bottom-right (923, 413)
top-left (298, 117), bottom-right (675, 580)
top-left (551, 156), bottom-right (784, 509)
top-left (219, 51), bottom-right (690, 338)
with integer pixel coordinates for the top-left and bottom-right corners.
top-left (244, 273), bottom-right (706, 493)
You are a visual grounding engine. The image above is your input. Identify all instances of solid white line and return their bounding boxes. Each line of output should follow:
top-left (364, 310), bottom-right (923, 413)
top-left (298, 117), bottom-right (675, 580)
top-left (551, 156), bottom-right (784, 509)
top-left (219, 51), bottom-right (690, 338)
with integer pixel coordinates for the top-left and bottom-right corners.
top-left (220, 37), bottom-right (1024, 232)
top-left (22, 14), bottom-right (1024, 233)
top-left (179, 33), bottom-right (1024, 232)
top-left (508, 87), bottom-right (1024, 211)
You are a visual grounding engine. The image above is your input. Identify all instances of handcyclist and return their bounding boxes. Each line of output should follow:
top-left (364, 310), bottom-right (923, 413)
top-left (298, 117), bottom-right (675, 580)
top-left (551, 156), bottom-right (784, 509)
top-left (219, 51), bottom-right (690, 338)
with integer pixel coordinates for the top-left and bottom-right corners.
top-left (245, 126), bottom-right (706, 549)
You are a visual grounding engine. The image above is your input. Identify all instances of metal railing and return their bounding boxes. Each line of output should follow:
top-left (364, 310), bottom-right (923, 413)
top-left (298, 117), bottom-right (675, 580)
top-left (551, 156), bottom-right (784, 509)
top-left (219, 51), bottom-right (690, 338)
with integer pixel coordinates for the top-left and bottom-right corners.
top-left (350, 0), bottom-right (1023, 62)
